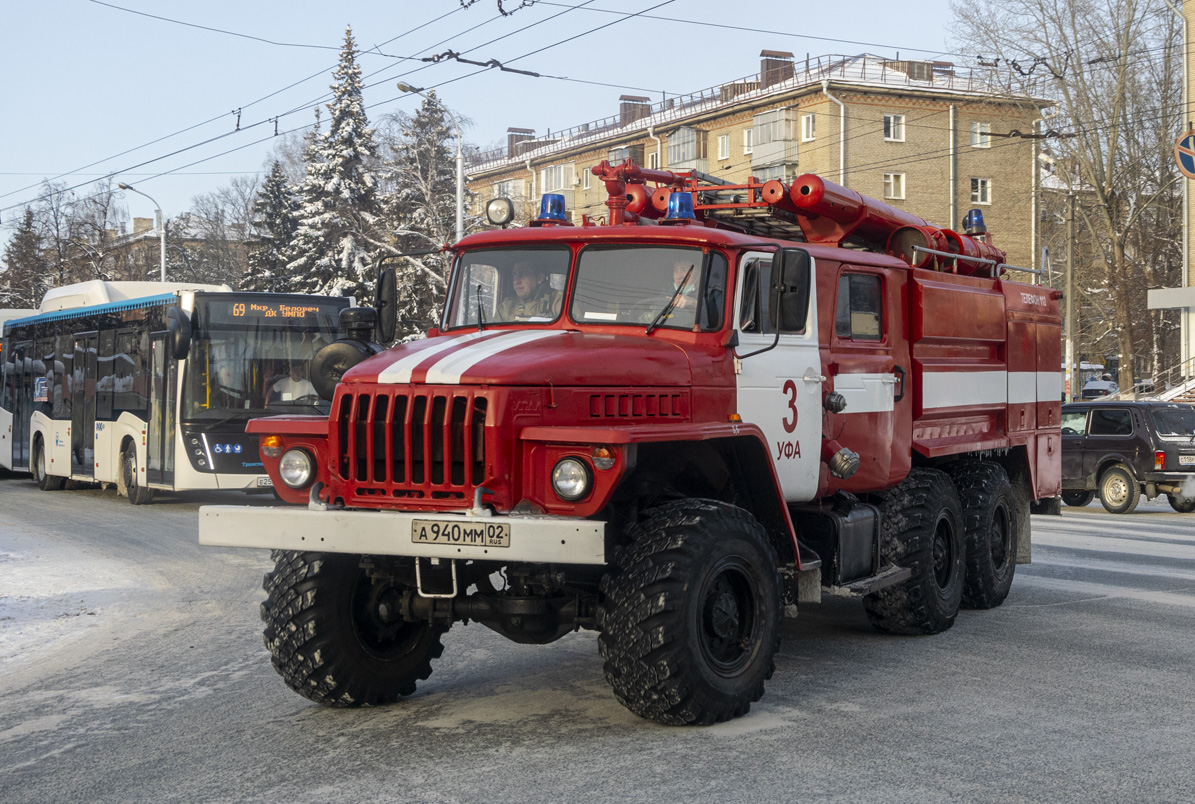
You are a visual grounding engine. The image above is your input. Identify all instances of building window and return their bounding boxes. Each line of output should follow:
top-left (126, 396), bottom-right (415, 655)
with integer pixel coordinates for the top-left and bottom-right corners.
top-left (539, 163), bottom-right (574, 193)
top-left (743, 129), bottom-right (753, 154)
top-left (971, 122), bottom-right (991, 148)
top-left (718, 134), bottom-right (730, 160)
top-left (582, 170), bottom-right (591, 190)
top-left (883, 114), bottom-right (905, 142)
top-left (801, 113), bottom-right (816, 142)
top-left (668, 127), bottom-right (707, 165)
top-left (647, 150), bottom-right (660, 169)
top-left (754, 165), bottom-right (787, 182)
top-left (883, 173), bottom-right (905, 199)
top-left (971, 177), bottom-right (992, 204)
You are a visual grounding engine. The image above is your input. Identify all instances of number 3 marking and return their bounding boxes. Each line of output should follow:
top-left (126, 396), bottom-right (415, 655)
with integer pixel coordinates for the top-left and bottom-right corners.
top-left (782, 380), bottom-right (798, 433)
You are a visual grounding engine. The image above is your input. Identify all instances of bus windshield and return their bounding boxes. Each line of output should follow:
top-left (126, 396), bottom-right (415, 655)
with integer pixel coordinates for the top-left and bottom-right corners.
top-left (184, 296), bottom-right (347, 422)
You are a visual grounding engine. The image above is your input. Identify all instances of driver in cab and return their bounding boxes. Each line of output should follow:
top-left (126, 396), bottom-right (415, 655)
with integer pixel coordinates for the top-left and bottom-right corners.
top-left (271, 361), bottom-right (317, 402)
top-left (499, 262), bottom-right (562, 321)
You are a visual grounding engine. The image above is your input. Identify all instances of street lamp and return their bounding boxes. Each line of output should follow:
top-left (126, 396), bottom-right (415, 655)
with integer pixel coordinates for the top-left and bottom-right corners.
top-left (118, 182), bottom-right (166, 282)
top-left (396, 82), bottom-right (464, 243)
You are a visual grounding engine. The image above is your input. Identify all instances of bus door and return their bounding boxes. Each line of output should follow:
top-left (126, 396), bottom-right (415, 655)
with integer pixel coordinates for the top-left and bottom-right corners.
top-left (71, 332), bottom-right (98, 477)
top-left (10, 341), bottom-right (32, 468)
top-left (147, 333), bottom-right (176, 487)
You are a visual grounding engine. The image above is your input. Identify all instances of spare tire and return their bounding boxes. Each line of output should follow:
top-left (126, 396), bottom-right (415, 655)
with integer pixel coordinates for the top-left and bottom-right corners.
top-left (310, 339), bottom-right (382, 401)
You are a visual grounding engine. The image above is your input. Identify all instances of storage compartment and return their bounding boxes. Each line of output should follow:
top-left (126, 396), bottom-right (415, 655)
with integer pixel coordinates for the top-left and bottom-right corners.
top-left (795, 501), bottom-right (880, 585)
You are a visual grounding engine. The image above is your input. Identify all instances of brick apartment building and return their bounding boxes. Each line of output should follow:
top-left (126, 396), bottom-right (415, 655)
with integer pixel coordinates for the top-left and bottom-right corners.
top-left (466, 51), bottom-right (1051, 271)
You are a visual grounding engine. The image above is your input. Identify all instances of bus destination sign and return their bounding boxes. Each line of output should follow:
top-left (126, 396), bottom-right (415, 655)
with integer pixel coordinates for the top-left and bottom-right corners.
top-left (207, 299), bottom-right (345, 325)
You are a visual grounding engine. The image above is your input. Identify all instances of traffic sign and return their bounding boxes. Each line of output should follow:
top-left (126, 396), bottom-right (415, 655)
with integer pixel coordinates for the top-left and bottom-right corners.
top-left (1176, 129), bottom-right (1195, 180)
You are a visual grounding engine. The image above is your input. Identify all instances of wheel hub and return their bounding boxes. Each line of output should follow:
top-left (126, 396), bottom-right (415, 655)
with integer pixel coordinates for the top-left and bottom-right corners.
top-left (707, 589), bottom-right (741, 640)
top-left (1105, 477), bottom-right (1128, 506)
top-left (932, 517), bottom-right (955, 590)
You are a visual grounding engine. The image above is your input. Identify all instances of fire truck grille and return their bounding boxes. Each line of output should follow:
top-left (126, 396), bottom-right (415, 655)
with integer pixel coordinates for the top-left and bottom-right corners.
top-left (334, 389), bottom-right (488, 499)
top-left (589, 392), bottom-right (686, 418)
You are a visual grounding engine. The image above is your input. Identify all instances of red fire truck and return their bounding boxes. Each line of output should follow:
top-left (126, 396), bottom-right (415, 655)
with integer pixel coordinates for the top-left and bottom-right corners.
top-left (200, 161), bottom-right (1061, 725)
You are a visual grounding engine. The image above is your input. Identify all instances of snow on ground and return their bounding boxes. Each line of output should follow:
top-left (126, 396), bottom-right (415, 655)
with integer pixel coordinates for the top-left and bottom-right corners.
top-left (0, 526), bottom-right (142, 673)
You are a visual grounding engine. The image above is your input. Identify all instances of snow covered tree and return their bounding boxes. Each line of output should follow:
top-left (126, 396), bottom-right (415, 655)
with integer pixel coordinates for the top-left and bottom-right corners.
top-left (381, 93), bottom-right (476, 338)
top-left (286, 27), bottom-right (384, 303)
top-left (245, 162), bottom-right (299, 292)
top-left (1, 208), bottom-right (48, 307)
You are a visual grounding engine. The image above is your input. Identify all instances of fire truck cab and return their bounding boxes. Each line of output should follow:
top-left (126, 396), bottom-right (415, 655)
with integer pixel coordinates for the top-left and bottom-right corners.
top-left (200, 162), bottom-right (1061, 725)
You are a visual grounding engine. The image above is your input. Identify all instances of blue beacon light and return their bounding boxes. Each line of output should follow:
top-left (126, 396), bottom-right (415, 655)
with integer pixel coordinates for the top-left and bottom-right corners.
top-left (963, 208), bottom-right (987, 236)
top-left (538, 193), bottom-right (568, 221)
top-left (666, 191), bottom-right (696, 220)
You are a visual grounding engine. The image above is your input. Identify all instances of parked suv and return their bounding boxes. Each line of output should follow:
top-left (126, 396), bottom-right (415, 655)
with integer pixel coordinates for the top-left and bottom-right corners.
top-left (1061, 401), bottom-right (1195, 513)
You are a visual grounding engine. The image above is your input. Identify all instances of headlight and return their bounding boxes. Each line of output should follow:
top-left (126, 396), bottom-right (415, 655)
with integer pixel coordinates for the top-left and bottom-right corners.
top-left (278, 449), bottom-right (315, 489)
top-left (551, 457), bottom-right (592, 501)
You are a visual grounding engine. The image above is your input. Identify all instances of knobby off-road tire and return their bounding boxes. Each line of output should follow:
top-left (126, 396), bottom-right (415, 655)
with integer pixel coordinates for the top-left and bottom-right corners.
top-left (120, 447), bottom-right (154, 505)
top-left (863, 468), bottom-right (966, 635)
top-left (261, 551), bottom-right (448, 707)
top-left (598, 499), bottom-right (782, 726)
top-left (1167, 494), bottom-right (1195, 513)
top-left (1099, 465), bottom-right (1140, 514)
top-left (949, 461), bottom-right (1017, 609)
top-left (33, 439), bottom-right (65, 491)
top-left (1061, 490), bottom-right (1095, 507)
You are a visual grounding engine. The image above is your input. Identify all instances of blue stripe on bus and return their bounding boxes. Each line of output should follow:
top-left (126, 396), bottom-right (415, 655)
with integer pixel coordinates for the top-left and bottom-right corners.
top-left (2, 293), bottom-right (179, 334)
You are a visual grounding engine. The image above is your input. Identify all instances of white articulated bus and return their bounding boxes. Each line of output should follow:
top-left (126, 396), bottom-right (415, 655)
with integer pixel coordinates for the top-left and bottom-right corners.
top-left (1, 281), bottom-right (351, 503)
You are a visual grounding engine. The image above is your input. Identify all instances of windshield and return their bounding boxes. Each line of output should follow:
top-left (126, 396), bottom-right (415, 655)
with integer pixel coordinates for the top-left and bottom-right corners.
top-left (572, 246), bottom-right (725, 330)
top-left (1151, 406), bottom-right (1195, 439)
top-left (183, 296), bottom-right (347, 422)
top-left (445, 248), bottom-right (570, 328)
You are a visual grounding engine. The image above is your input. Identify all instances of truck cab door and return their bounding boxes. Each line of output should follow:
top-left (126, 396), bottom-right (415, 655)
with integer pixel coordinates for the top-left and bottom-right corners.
top-left (733, 249), bottom-right (821, 503)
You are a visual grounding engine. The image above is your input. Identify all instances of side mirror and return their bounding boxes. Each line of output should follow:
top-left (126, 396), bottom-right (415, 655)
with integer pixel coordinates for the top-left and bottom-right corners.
top-left (774, 248), bottom-right (811, 332)
top-left (167, 307), bottom-right (191, 360)
top-left (375, 267), bottom-right (397, 343)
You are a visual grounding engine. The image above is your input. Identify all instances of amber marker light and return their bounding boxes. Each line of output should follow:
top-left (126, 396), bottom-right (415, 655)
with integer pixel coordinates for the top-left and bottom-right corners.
top-left (592, 446), bottom-right (616, 470)
top-left (261, 436), bottom-right (283, 458)
top-left (728, 413), bottom-right (742, 422)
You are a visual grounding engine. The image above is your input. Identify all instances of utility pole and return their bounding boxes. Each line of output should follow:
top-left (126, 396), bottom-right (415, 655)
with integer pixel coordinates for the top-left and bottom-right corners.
top-left (1066, 192), bottom-right (1077, 402)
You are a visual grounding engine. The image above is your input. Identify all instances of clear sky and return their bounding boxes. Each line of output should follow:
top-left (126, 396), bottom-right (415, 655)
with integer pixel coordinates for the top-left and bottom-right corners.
top-left (0, 0), bottom-right (960, 237)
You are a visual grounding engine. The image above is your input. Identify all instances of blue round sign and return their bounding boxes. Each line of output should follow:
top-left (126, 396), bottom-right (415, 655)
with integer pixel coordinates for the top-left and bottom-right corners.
top-left (1176, 130), bottom-right (1195, 180)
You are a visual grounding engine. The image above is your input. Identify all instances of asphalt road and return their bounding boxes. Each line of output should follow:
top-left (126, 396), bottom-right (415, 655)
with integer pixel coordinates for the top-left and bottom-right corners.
top-left (1, 477), bottom-right (1193, 803)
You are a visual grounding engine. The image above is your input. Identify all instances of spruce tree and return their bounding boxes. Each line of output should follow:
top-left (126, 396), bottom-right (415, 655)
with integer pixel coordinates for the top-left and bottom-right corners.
top-left (286, 27), bottom-right (383, 303)
top-left (1, 208), bottom-right (48, 308)
top-left (383, 93), bottom-right (473, 337)
top-left (246, 162), bottom-right (300, 292)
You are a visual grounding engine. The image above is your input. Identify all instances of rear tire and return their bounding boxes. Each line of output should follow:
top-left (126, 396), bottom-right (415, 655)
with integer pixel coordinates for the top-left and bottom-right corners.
top-left (261, 551), bottom-right (448, 706)
top-left (1061, 490), bottom-right (1095, 507)
top-left (598, 499), bottom-right (782, 725)
top-left (121, 447), bottom-right (155, 505)
top-left (1167, 494), bottom-right (1195, 513)
top-left (863, 468), bottom-right (965, 635)
top-left (1098, 465), bottom-right (1139, 514)
top-left (949, 461), bottom-right (1017, 609)
top-left (33, 439), bottom-right (65, 491)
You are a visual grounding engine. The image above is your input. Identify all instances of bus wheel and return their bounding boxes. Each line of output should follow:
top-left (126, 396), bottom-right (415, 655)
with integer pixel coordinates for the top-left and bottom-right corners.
top-left (121, 447), bottom-right (155, 505)
top-left (33, 439), bottom-right (65, 491)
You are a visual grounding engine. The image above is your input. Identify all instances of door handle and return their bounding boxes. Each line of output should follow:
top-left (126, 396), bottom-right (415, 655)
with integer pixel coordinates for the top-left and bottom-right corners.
top-left (892, 365), bottom-right (906, 402)
top-left (802, 368), bottom-right (826, 383)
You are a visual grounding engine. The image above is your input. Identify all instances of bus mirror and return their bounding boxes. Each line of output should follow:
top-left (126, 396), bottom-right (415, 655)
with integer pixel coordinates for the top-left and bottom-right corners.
top-left (167, 307), bottom-right (191, 360)
top-left (375, 267), bottom-right (397, 343)
top-left (310, 339), bottom-right (383, 401)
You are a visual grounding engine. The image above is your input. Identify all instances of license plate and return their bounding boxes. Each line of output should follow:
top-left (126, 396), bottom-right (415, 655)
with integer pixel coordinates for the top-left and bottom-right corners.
top-left (256, 476), bottom-right (274, 487)
top-left (1180, 455), bottom-right (1195, 466)
top-left (412, 520), bottom-right (510, 548)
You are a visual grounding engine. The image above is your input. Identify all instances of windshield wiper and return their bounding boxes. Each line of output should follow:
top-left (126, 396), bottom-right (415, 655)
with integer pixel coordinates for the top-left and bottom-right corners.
top-left (646, 265), bottom-right (694, 335)
top-left (475, 283), bottom-right (486, 332)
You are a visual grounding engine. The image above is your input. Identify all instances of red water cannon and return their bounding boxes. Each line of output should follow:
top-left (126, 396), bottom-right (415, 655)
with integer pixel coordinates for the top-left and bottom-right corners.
top-left (764, 174), bottom-right (1006, 275)
top-left (591, 159), bottom-right (690, 225)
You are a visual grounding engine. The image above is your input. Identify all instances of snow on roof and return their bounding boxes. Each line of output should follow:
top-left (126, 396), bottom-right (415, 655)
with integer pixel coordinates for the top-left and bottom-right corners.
top-left (38, 280), bottom-right (232, 313)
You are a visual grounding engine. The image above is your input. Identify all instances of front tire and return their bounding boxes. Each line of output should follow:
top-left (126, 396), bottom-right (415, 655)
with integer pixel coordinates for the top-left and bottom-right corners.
top-left (1167, 494), bottom-right (1195, 513)
top-left (863, 468), bottom-right (965, 635)
top-left (949, 461), bottom-right (1017, 609)
top-left (261, 551), bottom-right (448, 706)
top-left (1061, 490), bottom-right (1095, 507)
top-left (1098, 465), bottom-right (1140, 514)
top-left (33, 439), bottom-right (65, 491)
top-left (120, 447), bottom-right (154, 505)
top-left (598, 499), bottom-right (782, 726)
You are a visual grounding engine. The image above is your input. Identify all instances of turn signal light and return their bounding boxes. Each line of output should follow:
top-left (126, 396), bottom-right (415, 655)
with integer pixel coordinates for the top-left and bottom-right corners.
top-left (262, 435), bottom-right (283, 458)
top-left (592, 446), bottom-right (616, 471)
top-left (1155, 450), bottom-right (1166, 471)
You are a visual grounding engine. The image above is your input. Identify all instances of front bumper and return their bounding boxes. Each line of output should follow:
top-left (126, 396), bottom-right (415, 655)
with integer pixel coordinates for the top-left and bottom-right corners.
top-left (198, 505), bottom-right (607, 565)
